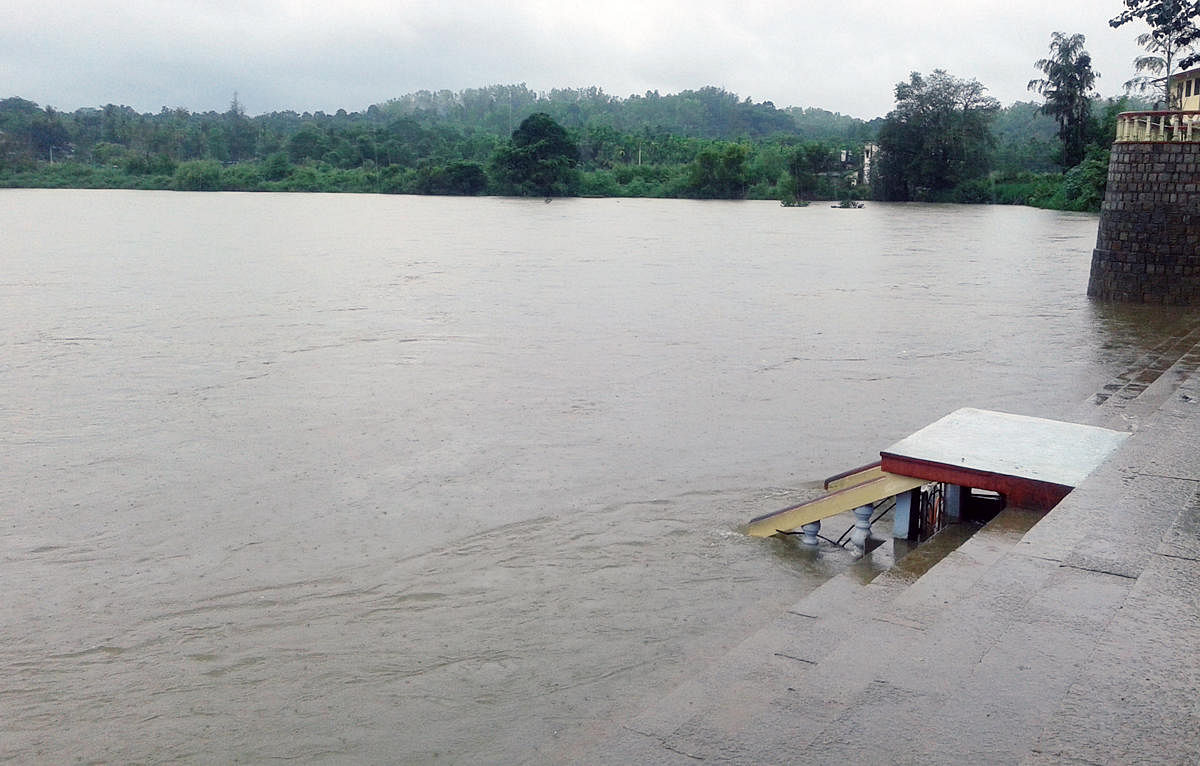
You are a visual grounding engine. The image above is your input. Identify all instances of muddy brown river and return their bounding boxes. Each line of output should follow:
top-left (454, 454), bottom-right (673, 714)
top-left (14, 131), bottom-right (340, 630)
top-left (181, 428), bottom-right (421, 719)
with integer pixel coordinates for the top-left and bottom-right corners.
top-left (3, 190), bottom-right (1198, 763)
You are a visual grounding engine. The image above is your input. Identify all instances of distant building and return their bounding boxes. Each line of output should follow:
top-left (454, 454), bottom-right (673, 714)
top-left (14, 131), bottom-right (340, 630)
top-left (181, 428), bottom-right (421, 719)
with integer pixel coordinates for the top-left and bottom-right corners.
top-left (1171, 67), bottom-right (1200, 110)
top-left (862, 143), bottom-right (878, 186)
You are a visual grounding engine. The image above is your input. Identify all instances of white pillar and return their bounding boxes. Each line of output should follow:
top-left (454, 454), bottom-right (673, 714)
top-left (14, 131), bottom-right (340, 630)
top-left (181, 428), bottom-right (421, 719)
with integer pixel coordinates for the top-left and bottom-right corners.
top-left (799, 521), bottom-right (821, 546)
top-left (850, 504), bottom-right (873, 549)
top-left (892, 488), bottom-right (921, 540)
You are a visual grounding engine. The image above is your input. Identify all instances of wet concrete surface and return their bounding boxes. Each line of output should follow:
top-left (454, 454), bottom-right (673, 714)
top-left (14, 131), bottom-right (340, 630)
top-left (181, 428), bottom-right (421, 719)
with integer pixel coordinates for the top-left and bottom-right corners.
top-left (572, 345), bottom-right (1200, 765)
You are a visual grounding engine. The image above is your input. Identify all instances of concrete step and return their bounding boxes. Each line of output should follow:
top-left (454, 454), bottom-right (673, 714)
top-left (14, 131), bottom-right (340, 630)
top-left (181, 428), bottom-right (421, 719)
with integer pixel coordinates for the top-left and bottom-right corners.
top-left (1073, 323), bottom-right (1200, 429)
top-left (1023, 506), bottom-right (1200, 764)
top-left (570, 507), bottom-right (1042, 764)
top-left (1016, 362), bottom-right (1200, 764)
top-left (564, 341), bottom-right (1200, 765)
top-left (574, 365), bottom-right (1200, 765)
top-left (787, 367), bottom-right (1200, 765)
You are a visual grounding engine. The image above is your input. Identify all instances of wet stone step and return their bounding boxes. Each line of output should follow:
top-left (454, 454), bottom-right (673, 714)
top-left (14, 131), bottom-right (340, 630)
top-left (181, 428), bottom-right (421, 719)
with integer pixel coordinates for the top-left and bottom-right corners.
top-left (1083, 334), bottom-right (1200, 420)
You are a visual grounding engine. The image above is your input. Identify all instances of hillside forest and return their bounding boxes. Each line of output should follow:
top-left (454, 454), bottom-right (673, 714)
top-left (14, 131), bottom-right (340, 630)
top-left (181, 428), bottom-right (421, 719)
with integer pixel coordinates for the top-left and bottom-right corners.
top-left (0, 82), bottom-right (1146, 211)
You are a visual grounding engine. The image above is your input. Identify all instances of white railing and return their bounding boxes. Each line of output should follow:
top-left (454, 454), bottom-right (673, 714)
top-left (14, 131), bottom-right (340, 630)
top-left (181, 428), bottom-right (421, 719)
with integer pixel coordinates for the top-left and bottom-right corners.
top-left (1115, 111), bottom-right (1200, 142)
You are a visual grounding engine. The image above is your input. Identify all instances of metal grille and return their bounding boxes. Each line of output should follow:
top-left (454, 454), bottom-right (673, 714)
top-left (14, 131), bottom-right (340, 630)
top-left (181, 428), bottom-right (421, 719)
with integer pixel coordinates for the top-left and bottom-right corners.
top-left (917, 483), bottom-right (949, 541)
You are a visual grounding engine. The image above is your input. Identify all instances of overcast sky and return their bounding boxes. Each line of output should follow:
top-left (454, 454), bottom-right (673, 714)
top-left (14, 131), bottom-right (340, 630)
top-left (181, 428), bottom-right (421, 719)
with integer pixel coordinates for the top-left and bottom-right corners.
top-left (5, 0), bottom-right (1152, 119)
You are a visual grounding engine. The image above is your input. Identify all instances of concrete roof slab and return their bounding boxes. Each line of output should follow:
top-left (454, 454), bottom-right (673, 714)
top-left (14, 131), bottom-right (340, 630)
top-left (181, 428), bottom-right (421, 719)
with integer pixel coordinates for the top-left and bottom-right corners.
top-left (881, 408), bottom-right (1130, 488)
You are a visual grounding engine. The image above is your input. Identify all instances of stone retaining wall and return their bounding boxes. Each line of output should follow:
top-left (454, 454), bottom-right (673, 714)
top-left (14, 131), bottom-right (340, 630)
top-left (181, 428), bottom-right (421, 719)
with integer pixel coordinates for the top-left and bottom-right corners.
top-left (1088, 141), bottom-right (1200, 304)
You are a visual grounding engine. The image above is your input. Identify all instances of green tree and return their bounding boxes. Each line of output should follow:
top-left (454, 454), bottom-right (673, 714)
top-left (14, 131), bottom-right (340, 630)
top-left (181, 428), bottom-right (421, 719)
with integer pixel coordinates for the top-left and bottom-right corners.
top-left (123, 151), bottom-right (176, 176)
top-left (874, 70), bottom-right (999, 201)
top-left (683, 143), bottom-right (749, 198)
top-left (1123, 30), bottom-right (1198, 106)
top-left (415, 160), bottom-right (487, 195)
top-left (286, 124), bottom-right (330, 163)
top-left (490, 112), bottom-right (580, 196)
top-left (990, 101), bottom-right (1061, 174)
top-left (225, 93), bottom-right (257, 162)
top-left (30, 107), bottom-right (71, 162)
top-left (1112, 0), bottom-right (1200, 106)
top-left (780, 141), bottom-right (835, 202)
top-left (1058, 144), bottom-right (1110, 210)
top-left (172, 160), bottom-right (223, 191)
top-left (262, 151), bottom-right (291, 181)
top-left (1028, 33), bottom-right (1099, 168)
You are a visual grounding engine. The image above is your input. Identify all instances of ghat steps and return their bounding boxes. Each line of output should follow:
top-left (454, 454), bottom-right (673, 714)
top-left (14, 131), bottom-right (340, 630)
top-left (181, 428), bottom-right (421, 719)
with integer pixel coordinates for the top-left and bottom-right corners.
top-left (564, 338), bottom-right (1200, 764)
top-left (1071, 318), bottom-right (1200, 428)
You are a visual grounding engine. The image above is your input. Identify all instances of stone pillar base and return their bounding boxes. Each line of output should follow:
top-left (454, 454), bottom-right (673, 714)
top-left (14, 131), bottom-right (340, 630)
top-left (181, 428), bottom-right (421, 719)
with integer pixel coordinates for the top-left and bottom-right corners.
top-left (1087, 141), bottom-right (1200, 305)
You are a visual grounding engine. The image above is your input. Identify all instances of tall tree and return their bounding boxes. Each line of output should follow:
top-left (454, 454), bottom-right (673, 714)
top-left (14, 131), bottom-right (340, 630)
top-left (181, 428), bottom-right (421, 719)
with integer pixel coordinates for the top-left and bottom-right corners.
top-left (225, 93), bottom-right (257, 162)
top-left (1122, 30), bottom-right (1199, 106)
top-left (683, 143), bottom-right (749, 199)
top-left (1028, 32), bottom-right (1099, 168)
top-left (874, 70), bottom-right (999, 201)
top-left (1111, 0), bottom-right (1200, 107)
top-left (780, 141), bottom-right (836, 202)
top-left (30, 107), bottom-right (71, 162)
top-left (490, 112), bottom-right (580, 196)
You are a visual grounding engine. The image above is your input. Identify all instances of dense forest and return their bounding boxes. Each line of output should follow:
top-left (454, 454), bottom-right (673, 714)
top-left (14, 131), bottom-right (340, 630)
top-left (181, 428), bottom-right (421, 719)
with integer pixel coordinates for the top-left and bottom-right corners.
top-left (0, 81), bottom-right (1145, 210)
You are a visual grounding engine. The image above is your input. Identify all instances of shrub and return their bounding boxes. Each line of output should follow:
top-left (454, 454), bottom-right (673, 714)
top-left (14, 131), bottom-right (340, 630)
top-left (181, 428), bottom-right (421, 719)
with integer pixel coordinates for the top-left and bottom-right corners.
top-left (172, 160), bottom-right (223, 191)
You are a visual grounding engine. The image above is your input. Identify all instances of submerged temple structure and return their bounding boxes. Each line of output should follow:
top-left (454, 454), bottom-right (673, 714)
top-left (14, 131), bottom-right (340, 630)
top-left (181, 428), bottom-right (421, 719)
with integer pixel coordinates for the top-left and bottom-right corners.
top-left (1087, 68), bottom-right (1200, 304)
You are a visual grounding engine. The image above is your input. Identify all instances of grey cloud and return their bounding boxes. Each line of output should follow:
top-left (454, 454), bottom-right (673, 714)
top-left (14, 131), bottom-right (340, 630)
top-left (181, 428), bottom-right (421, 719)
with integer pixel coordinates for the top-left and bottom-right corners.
top-left (3, 0), bottom-right (1158, 118)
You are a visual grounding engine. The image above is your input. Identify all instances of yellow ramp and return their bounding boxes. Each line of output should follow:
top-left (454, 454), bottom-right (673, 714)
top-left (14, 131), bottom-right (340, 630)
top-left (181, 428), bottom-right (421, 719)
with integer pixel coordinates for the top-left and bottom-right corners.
top-left (823, 462), bottom-right (884, 492)
top-left (747, 471), bottom-right (925, 538)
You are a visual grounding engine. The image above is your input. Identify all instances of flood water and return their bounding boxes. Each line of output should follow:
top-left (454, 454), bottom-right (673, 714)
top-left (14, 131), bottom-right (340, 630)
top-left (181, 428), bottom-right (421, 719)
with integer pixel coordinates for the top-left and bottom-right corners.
top-left (3, 190), bottom-right (1199, 763)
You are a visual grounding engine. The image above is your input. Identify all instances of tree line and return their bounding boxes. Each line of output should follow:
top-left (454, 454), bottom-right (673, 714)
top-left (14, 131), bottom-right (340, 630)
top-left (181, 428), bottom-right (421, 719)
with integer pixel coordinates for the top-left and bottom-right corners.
top-left (873, 1), bottom-right (1198, 209)
top-left (871, 67), bottom-right (1137, 211)
top-left (0, 83), bottom-right (1070, 204)
top-left (0, 43), bottom-right (1162, 212)
top-left (8, 0), bottom-right (1197, 209)
top-left (0, 85), bottom-right (880, 201)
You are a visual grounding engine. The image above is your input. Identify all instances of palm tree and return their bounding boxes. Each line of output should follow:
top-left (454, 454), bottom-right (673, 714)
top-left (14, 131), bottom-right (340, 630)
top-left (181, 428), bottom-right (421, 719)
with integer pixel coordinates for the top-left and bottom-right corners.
top-left (1029, 32), bottom-right (1099, 168)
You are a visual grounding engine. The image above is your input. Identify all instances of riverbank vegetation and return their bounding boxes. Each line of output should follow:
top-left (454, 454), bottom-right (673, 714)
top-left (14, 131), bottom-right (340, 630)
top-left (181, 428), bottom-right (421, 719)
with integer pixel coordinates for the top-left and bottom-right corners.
top-left (869, 27), bottom-right (1153, 211)
top-left (0, 87), bottom-right (875, 202)
top-left (0, 74), bottom-right (1148, 211)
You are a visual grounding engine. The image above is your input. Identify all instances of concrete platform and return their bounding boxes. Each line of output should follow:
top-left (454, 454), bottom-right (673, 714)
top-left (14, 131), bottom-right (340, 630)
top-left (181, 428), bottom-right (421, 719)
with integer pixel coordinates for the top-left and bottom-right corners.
top-left (567, 349), bottom-right (1200, 764)
top-left (881, 407), bottom-right (1130, 511)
